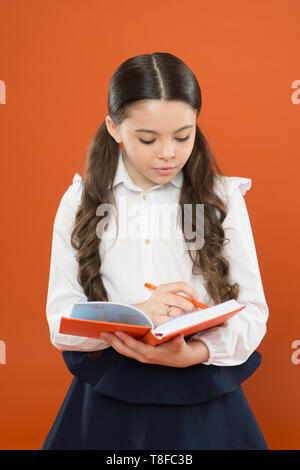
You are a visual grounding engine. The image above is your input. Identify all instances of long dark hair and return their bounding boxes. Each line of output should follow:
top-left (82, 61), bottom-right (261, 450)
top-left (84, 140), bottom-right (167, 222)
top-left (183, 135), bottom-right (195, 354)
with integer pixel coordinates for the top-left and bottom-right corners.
top-left (71, 52), bottom-right (239, 326)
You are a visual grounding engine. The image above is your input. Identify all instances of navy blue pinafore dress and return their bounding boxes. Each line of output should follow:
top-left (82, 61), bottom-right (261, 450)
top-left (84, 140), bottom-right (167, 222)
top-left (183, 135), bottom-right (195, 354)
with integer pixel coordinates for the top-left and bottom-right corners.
top-left (41, 347), bottom-right (268, 450)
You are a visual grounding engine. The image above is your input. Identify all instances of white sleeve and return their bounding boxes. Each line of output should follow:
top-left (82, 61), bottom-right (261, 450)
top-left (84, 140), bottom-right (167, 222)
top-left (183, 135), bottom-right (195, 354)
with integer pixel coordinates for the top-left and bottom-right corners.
top-left (45, 173), bottom-right (110, 352)
top-left (187, 176), bottom-right (269, 366)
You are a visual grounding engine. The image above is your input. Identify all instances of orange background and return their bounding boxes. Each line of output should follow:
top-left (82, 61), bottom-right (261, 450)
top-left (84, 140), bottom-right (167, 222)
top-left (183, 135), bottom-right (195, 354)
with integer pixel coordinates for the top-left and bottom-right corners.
top-left (0, 0), bottom-right (299, 450)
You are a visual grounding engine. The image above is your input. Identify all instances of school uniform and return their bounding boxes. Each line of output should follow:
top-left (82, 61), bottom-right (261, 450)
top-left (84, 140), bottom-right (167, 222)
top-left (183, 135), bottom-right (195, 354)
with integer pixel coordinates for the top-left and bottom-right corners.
top-left (41, 150), bottom-right (269, 450)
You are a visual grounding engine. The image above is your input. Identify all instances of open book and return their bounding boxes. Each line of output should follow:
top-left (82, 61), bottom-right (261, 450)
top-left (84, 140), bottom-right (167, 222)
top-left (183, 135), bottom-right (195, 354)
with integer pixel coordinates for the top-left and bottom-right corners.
top-left (59, 299), bottom-right (246, 346)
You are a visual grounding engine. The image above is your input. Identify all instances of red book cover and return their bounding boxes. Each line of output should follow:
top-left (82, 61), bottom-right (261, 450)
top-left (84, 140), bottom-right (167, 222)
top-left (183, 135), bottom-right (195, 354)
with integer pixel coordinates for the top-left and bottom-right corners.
top-left (59, 299), bottom-right (246, 346)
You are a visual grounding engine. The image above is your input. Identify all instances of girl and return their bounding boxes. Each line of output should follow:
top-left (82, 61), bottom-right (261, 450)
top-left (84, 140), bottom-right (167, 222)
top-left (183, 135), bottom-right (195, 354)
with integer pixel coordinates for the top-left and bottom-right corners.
top-left (41, 52), bottom-right (269, 450)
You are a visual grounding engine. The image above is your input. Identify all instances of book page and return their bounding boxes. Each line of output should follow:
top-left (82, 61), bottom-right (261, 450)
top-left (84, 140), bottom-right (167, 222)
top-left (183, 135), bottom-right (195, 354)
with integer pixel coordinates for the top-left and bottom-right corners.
top-left (153, 300), bottom-right (242, 337)
top-left (70, 301), bottom-right (154, 328)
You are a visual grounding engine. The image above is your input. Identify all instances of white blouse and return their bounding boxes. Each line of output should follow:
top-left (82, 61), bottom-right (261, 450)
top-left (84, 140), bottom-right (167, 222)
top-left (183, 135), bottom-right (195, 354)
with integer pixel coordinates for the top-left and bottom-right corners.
top-left (45, 150), bottom-right (269, 366)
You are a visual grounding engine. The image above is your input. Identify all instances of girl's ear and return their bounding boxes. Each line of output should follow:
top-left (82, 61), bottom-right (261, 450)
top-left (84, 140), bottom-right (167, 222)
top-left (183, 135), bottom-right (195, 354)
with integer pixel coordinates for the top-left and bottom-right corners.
top-left (105, 114), bottom-right (122, 144)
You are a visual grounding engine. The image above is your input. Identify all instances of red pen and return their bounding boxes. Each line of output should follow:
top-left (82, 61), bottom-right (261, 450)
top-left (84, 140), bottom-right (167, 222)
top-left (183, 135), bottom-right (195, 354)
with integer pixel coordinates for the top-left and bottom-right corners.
top-left (144, 282), bottom-right (210, 309)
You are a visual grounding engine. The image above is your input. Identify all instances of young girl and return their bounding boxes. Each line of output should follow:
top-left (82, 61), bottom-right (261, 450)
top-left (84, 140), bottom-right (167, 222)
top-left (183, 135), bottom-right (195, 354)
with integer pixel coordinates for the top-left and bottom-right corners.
top-left (41, 52), bottom-right (269, 450)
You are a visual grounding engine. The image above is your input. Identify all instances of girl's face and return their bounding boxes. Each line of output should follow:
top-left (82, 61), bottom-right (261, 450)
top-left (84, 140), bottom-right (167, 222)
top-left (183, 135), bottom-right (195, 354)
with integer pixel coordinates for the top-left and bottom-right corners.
top-left (106, 99), bottom-right (197, 191)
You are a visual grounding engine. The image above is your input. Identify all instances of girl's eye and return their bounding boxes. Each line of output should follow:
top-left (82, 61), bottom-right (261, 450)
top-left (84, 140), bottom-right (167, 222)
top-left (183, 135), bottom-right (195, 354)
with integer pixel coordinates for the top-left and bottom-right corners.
top-left (138, 136), bottom-right (190, 145)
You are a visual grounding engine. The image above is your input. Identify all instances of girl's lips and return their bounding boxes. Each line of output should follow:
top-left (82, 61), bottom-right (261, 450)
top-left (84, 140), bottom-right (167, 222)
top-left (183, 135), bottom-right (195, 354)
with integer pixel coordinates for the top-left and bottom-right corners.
top-left (154, 168), bottom-right (175, 175)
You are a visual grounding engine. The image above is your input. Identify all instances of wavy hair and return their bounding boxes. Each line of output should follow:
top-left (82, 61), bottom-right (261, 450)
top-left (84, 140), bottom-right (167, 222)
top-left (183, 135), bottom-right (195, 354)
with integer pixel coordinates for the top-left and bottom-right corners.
top-left (71, 52), bottom-right (239, 332)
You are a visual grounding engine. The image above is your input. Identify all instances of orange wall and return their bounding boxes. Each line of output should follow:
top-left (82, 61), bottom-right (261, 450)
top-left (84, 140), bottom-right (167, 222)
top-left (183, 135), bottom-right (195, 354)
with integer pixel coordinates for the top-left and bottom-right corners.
top-left (0, 0), bottom-right (299, 450)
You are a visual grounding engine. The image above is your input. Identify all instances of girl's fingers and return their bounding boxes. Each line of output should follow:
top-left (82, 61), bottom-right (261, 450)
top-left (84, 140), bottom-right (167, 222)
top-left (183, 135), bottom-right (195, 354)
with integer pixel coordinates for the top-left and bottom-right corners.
top-left (100, 331), bottom-right (152, 363)
top-left (165, 292), bottom-right (195, 313)
top-left (164, 306), bottom-right (184, 318)
top-left (114, 331), bottom-right (152, 356)
top-left (160, 282), bottom-right (201, 301)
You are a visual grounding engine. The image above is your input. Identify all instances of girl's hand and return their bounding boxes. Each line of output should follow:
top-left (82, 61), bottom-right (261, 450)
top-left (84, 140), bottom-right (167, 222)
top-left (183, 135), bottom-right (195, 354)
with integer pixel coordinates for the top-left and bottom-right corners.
top-left (98, 330), bottom-right (209, 368)
top-left (138, 281), bottom-right (202, 328)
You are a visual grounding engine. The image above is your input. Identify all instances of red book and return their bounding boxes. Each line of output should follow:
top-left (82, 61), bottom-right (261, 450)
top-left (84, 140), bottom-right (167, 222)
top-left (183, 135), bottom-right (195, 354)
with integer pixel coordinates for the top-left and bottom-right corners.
top-left (59, 299), bottom-right (246, 346)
